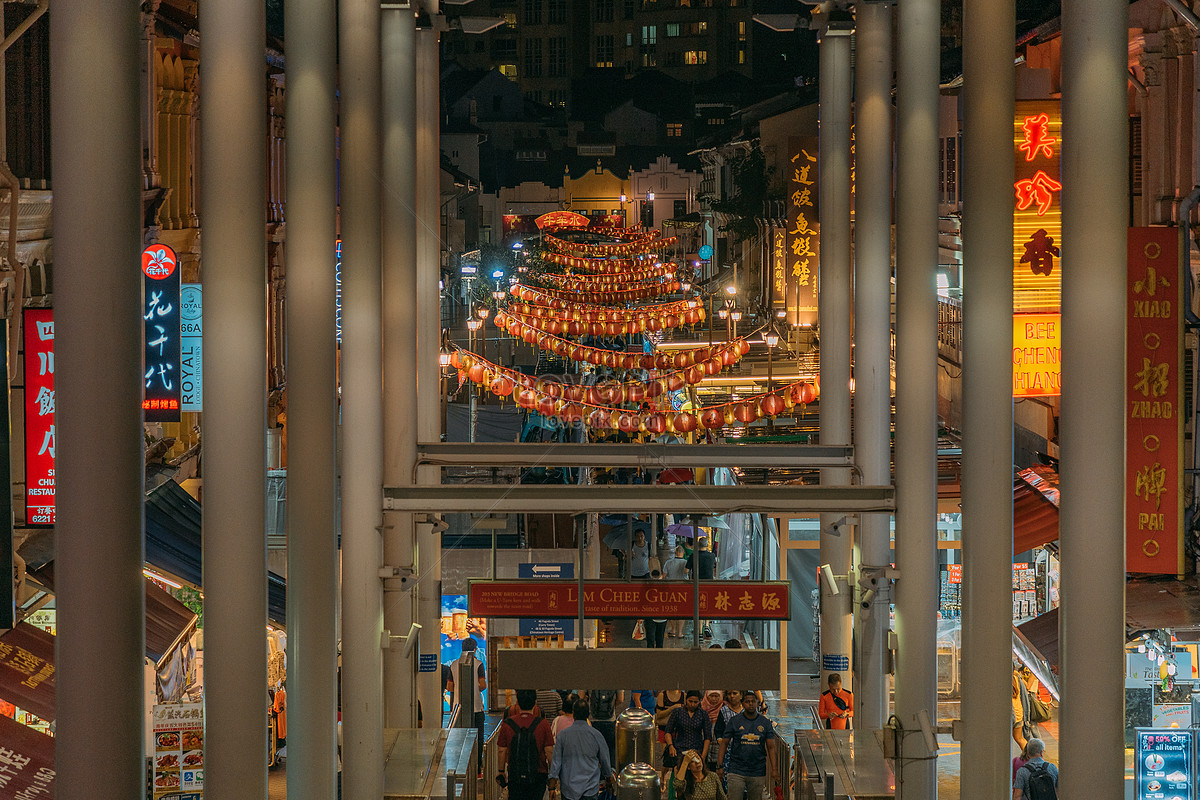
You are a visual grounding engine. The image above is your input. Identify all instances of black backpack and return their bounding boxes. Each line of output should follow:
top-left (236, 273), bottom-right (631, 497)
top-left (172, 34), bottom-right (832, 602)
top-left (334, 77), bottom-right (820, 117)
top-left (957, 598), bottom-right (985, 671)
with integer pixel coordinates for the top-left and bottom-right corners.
top-left (1024, 761), bottom-right (1057, 800)
top-left (504, 717), bottom-right (540, 782)
top-left (591, 690), bottom-right (616, 720)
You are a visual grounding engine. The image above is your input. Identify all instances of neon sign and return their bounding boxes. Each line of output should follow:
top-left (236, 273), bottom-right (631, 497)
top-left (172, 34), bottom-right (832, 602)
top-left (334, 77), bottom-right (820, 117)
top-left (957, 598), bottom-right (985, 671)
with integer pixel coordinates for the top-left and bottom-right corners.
top-left (142, 244), bottom-right (181, 421)
top-left (23, 308), bottom-right (54, 525)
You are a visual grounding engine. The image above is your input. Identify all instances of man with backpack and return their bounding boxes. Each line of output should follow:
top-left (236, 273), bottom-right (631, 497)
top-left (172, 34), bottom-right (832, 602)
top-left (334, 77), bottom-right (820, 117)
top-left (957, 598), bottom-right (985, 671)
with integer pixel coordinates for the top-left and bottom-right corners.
top-left (588, 689), bottom-right (621, 767)
top-left (499, 690), bottom-right (555, 800)
top-left (1013, 738), bottom-right (1058, 800)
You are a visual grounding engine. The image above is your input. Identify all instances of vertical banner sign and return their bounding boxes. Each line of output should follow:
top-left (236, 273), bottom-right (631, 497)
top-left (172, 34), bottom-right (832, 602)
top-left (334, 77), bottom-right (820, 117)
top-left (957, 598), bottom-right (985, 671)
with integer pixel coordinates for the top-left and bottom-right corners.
top-left (787, 136), bottom-right (819, 326)
top-left (1012, 313), bottom-right (1061, 396)
top-left (517, 563), bottom-right (575, 639)
top-left (771, 229), bottom-right (786, 310)
top-left (180, 284), bottom-right (202, 412)
top-left (335, 239), bottom-right (343, 344)
top-left (23, 308), bottom-right (54, 526)
top-left (142, 244), bottom-right (181, 422)
top-left (1126, 227), bottom-right (1182, 574)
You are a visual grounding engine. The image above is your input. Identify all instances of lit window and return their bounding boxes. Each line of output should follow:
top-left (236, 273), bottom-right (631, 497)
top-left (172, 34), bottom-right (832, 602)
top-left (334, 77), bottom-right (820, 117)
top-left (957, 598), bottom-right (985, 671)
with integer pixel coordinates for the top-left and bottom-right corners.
top-left (683, 50), bottom-right (707, 65)
top-left (666, 23), bottom-right (680, 37)
top-left (500, 63), bottom-right (517, 77)
top-left (667, 123), bottom-right (683, 137)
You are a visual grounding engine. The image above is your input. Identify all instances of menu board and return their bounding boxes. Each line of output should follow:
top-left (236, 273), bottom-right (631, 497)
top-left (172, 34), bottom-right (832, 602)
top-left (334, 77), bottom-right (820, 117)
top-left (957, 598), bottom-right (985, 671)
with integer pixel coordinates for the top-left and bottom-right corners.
top-left (1136, 728), bottom-right (1194, 800)
top-left (152, 702), bottom-right (204, 799)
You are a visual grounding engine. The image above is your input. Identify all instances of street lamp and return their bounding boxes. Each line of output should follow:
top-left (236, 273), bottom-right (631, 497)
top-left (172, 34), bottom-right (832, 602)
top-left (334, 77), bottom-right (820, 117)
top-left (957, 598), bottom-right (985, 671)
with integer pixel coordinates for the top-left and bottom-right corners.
top-left (730, 309), bottom-right (742, 339)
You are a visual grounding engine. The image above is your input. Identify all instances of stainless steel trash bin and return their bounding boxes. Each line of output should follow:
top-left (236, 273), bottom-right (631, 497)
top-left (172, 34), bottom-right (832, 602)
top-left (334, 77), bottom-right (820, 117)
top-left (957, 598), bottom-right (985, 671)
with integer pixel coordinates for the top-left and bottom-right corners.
top-left (616, 763), bottom-right (660, 800)
top-left (615, 708), bottom-right (656, 769)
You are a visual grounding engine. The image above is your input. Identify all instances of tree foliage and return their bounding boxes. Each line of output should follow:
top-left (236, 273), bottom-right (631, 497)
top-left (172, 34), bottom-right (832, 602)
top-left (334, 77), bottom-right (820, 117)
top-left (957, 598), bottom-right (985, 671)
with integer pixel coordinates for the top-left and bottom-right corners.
top-left (710, 144), bottom-right (778, 242)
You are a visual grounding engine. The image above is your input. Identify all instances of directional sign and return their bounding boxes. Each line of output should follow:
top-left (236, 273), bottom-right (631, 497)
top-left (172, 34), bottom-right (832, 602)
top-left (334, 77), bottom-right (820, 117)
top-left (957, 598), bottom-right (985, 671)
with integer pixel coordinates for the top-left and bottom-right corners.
top-left (469, 580), bottom-right (790, 620)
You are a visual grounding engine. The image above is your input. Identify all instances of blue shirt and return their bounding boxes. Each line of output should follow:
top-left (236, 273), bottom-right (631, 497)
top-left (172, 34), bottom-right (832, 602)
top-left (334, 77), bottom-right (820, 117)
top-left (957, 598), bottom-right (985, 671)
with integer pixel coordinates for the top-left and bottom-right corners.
top-left (1014, 758), bottom-right (1058, 795)
top-left (633, 689), bottom-right (656, 714)
top-left (550, 720), bottom-right (612, 800)
top-left (665, 705), bottom-right (713, 753)
top-left (721, 712), bottom-right (776, 777)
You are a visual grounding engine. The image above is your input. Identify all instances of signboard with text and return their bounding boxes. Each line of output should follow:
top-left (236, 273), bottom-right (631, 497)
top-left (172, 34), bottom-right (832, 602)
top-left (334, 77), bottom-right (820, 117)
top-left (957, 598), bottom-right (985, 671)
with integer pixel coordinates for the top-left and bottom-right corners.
top-left (786, 136), bottom-right (819, 326)
top-left (142, 244), bottom-right (181, 422)
top-left (152, 702), bottom-right (204, 799)
top-left (1013, 313), bottom-right (1061, 397)
top-left (23, 308), bottom-right (54, 526)
top-left (180, 284), bottom-right (202, 412)
top-left (1127, 227), bottom-right (1183, 574)
top-left (0, 623), bottom-right (55, 723)
top-left (517, 563), bottom-right (574, 639)
top-left (0, 713), bottom-right (54, 797)
top-left (1135, 729), bottom-right (1194, 800)
top-left (1013, 100), bottom-right (1062, 313)
top-left (469, 580), bottom-right (790, 620)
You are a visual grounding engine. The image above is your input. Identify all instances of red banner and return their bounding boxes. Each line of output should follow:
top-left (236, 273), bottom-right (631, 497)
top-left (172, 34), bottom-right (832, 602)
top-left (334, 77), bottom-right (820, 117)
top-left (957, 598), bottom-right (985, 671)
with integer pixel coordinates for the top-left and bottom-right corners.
top-left (1126, 227), bottom-right (1183, 574)
top-left (0, 713), bottom-right (55, 797)
top-left (468, 580), bottom-right (790, 620)
top-left (0, 623), bottom-right (55, 723)
top-left (23, 308), bottom-right (54, 526)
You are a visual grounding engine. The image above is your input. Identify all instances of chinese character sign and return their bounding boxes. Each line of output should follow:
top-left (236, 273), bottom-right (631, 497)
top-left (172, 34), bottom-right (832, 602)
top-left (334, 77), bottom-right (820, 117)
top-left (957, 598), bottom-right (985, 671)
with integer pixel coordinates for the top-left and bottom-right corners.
top-left (771, 230), bottom-right (786, 309)
top-left (1013, 101), bottom-right (1062, 313)
top-left (23, 308), bottom-right (54, 526)
top-left (152, 702), bottom-right (204, 798)
top-left (787, 136), bottom-right (819, 326)
top-left (1012, 313), bottom-right (1061, 397)
top-left (1127, 227), bottom-right (1182, 574)
top-left (180, 284), bottom-right (202, 412)
top-left (142, 244), bottom-right (181, 422)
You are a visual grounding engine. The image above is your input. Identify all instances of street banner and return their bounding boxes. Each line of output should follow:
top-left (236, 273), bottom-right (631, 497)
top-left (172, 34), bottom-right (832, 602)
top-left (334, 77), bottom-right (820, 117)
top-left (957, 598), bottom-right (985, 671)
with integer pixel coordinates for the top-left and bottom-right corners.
top-left (0, 713), bottom-right (54, 797)
top-left (0, 623), bottom-right (55, 723)
top-left (469, 580), bottom-right (790, 620)
top-left (1126, 226), bottom-right (1183, 574)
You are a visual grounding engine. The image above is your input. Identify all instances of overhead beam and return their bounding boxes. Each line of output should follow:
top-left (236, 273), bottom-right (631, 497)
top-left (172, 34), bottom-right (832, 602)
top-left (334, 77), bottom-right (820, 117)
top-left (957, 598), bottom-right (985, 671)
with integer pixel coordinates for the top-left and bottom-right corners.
top-left (415, 442), bottom-right (856, 469)
top-left (494, 647), bottom-right (782, 690)
top-left (382, 484), bottom-right (894, 514)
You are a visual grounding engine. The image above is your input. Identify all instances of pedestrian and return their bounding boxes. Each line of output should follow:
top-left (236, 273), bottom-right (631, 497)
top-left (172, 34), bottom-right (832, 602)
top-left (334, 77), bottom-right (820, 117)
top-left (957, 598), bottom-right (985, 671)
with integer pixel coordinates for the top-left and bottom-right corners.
top-left (452, 638), bottom-right (488, 763)
top-left (672, 749), bottom-right (727, 800)
top-left (644, 569), bottom-right (669, 647)
top-left (498, 689), bottom-right (555, 800)
top-left (716, 691), bottom-right (778, 800)
top-left (631, 529), bottom-right (652, 580)
top-left (655, 689), bottom-right (686, 787)
top-left (685, 537), bottom-right (717, 638)
top-left (1013, 738), bottom-right (1058, 800)
top-left (712, 690), bottom-right (742, 774)
top-left (589, 689), bottom-right (621, 767)
top-left (549, 700), bottom-right (614, 800)
top-left (700, 691), bottom-right (723, 768)
top-left (554, 694), bottom-right (581, 741)
top-left (664, 691), bottom-right (713, 769)
top-left (632, 688), bottom-right (657, 717)
top-left (1012, 671), bottom-right (1028, 750)
top-left (538, 687), bottom-right (564, 722)
top-left (662, 547), bottom-right (689, 638)
top-left (817, 673), bottom-right (852, 730)
top-left (1012, 738), bottom-right (1035, 782)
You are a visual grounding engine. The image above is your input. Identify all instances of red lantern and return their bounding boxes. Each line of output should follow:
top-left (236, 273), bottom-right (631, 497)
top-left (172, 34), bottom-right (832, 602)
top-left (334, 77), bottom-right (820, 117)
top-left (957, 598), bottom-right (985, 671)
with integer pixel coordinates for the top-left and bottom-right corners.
top-left (704, 357), bottom-right (723, 375)
top-left (647, 317), bottom-right (662, 332)
top-left (449, 351), bottom-right (462, 370)
top-left (684, 366), bottom-right (704, 384)
top-left (672, 352), bottom-right (689, 369)
top-left (737, 339), bottom-right (750, 356)
top-left (644, 381), bottom-right (663, 399)
top-left (588, 409), bottom-right (611, 429)
top-left (597, 383), bottom-right (622, 405)
top-left (799, 382), bottom-right (817, 404)
top-left (517, 388), bottom-right (537, 409)
top-left (618, 413), bottom-right (639, 433)
top-left (620, 354), bottom-right (637, 370)
top-left (733, 402), bottom-right (758, 423)
top-left (700, 407), bottom-right (724, 429)
top-left (673, 412), bottom-right (698, 433)
top-left (666, 374), bottom-right (686, 392)
top-left (537, 396), bottom-right (556, 417)
top-left (568, 321), bottom-right (585, 337)
top-left (721, 348), bottom-right (739, 366)
top-left (645, 413), bottom-right (667, 434)
top-left (654, 353), bottom-right (672, 370)
top-left (625, 383), bottom-right (645, 403)
top-left (587, 350), bottom-right (603, 365)
top-left (561, 404), bottom-right (583, 425)
top-left (490, 375), bottom-right (515, 397)
top-left (545, 381), bottom-right (563, 398)
top-left (522, 327), bottom-right (538, 344)
top-left (761, 394), bottom-right (785, 417)
top-left (467, 363), bottom-right (486, 384)
top-left (664, 314), bottom-right (679, 329)
top-left (683, 309), bottom-right (700, 325)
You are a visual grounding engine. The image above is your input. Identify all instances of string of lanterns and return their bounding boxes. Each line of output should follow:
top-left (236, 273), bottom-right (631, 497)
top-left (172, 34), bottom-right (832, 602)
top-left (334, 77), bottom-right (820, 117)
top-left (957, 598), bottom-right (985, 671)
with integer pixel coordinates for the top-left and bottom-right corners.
top-left (450, 346), bottom-right (818, 432)
top-left (543, 251), bottom-right (675, 279)
top-left (510, 280), bottom-right (682, 304)
top-left (498, 305), bottom-right (703, 337)
top-left (536, 272), bottom-right (679, 294)
top-left (505, 295), bottom-right (701, 317)
top-left (544, 233), bottom-right (677, 257)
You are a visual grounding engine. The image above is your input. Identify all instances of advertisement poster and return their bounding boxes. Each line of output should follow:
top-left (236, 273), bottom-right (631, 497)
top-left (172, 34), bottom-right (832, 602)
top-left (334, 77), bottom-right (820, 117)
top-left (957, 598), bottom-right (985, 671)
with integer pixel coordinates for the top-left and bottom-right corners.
top-left (0, 713), bottom-right (54, 797)
top-left (23, 307), bottom-right (54, 526)
top-left (440, 594), bottom-right (487, 716)
top-left (1136, 729), bottom-right (1193, 800)
top-left (517, 563), bottom-right (574, 639)
top-left (1127, 227), bottom-right (1183, 574)
top-left (152, 702), bottom-right (204, 799)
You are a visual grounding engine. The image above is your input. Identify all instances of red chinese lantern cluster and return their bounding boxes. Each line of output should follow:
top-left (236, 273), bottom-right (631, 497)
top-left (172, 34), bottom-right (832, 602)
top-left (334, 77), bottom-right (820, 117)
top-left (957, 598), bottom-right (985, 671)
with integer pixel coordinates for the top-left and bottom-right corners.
top-left (537, 273), bottom-right (678, 295)
top-left (542, 253), bottom-right (675, 280)
top-left (451, 347), bottom-right (819, 431)
top-left (498, 305), bottom-right (703, 337)
top-left (507, 296), bottom-right (699, 318)
top-left (545, 233), bottom-right (677, 258)
top-left (511, 281), bottom-right (681, 304)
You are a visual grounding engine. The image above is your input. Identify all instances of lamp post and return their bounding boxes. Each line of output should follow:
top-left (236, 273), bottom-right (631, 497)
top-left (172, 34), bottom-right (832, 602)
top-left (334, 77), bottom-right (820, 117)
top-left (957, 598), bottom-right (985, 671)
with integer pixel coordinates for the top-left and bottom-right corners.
top-left (765, 330), bottom-right (779, 433)
top-left (438, 350), bottom-right (451, 439)
top-left (466, 317), bottom-right (482, 443)
top-left (730, 309), bottom-right (742, 340)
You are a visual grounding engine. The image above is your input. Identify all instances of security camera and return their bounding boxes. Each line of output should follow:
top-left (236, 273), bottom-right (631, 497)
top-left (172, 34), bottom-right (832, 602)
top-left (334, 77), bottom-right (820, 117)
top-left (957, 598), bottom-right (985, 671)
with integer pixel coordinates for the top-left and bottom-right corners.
top-left (861, 588), bottom-right (877, 609)
top-left (820, 564), bottom-right (839, 596)
top-left (916, 708), bottom-right (939, 754)
top-left (402, 623), bottom-right (423, 659)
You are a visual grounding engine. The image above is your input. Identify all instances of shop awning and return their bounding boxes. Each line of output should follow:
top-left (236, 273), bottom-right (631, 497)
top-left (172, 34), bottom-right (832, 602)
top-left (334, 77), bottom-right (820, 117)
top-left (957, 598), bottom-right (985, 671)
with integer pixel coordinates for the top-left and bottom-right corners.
top-left (1014, 465), bottom-right (1059, 555)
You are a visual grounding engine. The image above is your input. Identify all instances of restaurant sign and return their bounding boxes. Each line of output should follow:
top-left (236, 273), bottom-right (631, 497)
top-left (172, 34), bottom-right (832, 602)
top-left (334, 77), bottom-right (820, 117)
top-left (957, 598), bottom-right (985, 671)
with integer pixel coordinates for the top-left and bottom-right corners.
top-left (23, 308), bottom-right (54, 525)
top-left (142, 244), bottom-right (181, 422)
top-left (786, 137), bottom-right (819, 327)
top-left (1126, 227), bottom-right (1183, 575)
top-left (0, 713), bottom-right (54, 797)
top-left (468, 580), bottom-right (790, 620)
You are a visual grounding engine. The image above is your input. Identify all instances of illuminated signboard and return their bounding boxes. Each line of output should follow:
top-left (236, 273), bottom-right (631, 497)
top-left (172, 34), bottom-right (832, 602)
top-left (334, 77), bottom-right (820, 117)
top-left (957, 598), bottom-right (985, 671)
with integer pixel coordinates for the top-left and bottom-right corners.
top-left (787, 136), bottom-right (819, 326)
top-left (1012, 313), bottom-right (1061, 397)
top-left (180, 284), bottom-right (202, 411)
top-left (771, 229), bottom-right (786, 310)
top-left (142, 244), bottom-right (181, 422)
top-left (335, 239), bottom-right (342, 344)
top-left (468, 580), bottom-right (791, 620)
top-left (1126, 227), bottom-right (1183, 575)
top-left (1135, 729), bottom-right (1194, 800)
top-left (1013, 101), bottom-right (1062, 314)
top-left (23, 308), bottom-right (54, 526)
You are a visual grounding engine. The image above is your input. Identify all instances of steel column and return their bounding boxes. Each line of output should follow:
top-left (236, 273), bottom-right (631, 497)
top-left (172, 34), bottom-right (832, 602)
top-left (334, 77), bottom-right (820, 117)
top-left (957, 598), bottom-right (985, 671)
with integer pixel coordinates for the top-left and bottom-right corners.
top-left (894, 0), bottom-right (941, 794)
top-left (818, 24), bottom-right (855, 694)
top-left (382, 3), bottom-right (420, 730)
top-left (51, 2), bottom-right (145, 796)
top-left (285, 0), bottom-right (340, 795)
top-left (960, 0), bottom-right (1016, 795)
top-left (199, 0), bottom-right (270, 795)
top-left (339, 0), bottom-right (385, 793)
top-left (1060, 1), bottom-right (1128, 797)
top-left (853, 0), bottom-right (895, 732)
top-left (415, 21), bottom-right (445, 725)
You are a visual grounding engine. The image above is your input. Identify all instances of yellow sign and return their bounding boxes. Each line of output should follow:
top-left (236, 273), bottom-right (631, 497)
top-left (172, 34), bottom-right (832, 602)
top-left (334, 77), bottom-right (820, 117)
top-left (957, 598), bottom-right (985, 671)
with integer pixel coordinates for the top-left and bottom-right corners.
top-left (1013, 313), bottom-right (1061, 397)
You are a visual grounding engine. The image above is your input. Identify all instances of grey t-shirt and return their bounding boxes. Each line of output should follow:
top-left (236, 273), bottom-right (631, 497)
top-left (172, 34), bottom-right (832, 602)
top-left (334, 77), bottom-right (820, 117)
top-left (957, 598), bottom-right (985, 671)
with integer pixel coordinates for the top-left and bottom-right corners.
top-left (1014, 758), bottom-right (1058, 795)
top-left (662, 556), bottom-right (689, 580)
top-left (629, 542), bottom-right (651, 577)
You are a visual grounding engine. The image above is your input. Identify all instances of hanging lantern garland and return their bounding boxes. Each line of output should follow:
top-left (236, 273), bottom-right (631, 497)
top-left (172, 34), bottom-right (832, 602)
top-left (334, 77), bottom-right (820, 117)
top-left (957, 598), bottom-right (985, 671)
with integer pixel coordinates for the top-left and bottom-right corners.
top-left (498, 305), bottom-right (702, 337)
top-left (510, 280), bottom-right (681, 304)
top-left (536, 272), bottom-right (679, 295)
top-left (449, 347), bottom-right (819, 432)
top-left (545, 233), bottom-right (677, 258)
top-left (506, 295), bottom-right (701, 317)
top-left (543, 252), bottom-right (675, 280)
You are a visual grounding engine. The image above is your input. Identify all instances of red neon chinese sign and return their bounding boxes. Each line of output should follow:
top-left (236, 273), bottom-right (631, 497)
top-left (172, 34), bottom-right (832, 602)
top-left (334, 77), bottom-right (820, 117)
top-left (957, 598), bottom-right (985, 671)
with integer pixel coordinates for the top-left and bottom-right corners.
top-left (23, 308), bottom-right (54, 525)
top-left (1014, 171), bottom-right (1063, 216)
top-left (1019, 113), bottom-right (1057, 161)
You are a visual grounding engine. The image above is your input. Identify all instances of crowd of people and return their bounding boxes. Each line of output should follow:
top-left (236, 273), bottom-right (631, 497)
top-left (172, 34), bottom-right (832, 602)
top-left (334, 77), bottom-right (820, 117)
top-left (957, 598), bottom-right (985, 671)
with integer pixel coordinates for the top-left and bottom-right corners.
top-left (494, 687), bottom-right (781, 800)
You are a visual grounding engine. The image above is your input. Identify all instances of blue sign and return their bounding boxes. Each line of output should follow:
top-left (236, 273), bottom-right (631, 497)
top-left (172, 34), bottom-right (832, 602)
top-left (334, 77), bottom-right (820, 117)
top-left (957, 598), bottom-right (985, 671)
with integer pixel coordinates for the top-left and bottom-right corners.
top-left (1136, 728), bottom-right (1194, 800)
top-left (418, 653), bottom-right (438, 673)
top-left (518, 563), bottom-right (575, 639)
top-left (822, 654), bottom-right (850, 672)
top-left (335, 239), bottom-right (342, 344)
top-left (698, 244), bottom-right (714, 261)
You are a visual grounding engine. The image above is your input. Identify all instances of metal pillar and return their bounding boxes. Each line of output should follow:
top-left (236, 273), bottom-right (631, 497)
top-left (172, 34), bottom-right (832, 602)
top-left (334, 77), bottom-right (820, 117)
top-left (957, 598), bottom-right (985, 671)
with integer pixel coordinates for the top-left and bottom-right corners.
top-left (818, 23), bottom-right (854, 692)
top-left (1060, 2), bottom-right (1128, 797)
top-left (199, 1), bottom-right (270, 796)
top-left (51, 3), bottom-right (144, 796)
top-left (894, 0), bottom-right (940, 794)
top-left (960, 0), bottom-right (1015, 796)
top-left (339, 0), bottom-right (385, 793)
top-left (382, 3), bottom-right (420, 730)
top-left (415, 19), bottom-right (446, 724)
top-left (285, 0), bottom-right (340, 795)
top-left (852, 0), bottom-right (894, 733)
